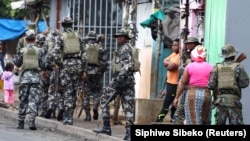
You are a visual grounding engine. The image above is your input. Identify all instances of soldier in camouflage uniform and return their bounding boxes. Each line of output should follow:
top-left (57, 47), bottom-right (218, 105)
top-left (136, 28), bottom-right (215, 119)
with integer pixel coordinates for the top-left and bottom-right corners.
top-left (208, 45), bottom-right (249, 125)
top-left (16, 22), bottom-right (37, 53)
top-left (48, 17), bottom-right (87, 125)
top-left (13, 29), bottom-right (47, 130)
top-left (44, 28), bottom-right (64, 120)
top-left (173, 37), bottom-right (200, 124)
top-left (35, 33), bottom-right (50, 117)
top-left (93, 29), bottom-right (136, 141)
top-left (82, 31), bottom-right (108, 121)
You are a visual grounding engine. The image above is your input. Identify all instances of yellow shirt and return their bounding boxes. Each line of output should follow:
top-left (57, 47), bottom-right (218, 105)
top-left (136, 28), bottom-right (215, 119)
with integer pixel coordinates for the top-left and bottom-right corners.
top-left (165, 52), bottom-right (180, 85)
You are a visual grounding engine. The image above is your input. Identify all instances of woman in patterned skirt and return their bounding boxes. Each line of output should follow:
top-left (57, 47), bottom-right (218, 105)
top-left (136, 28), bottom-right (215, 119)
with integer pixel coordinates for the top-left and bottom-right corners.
top-left (173, 45), bottom-right (214, 124)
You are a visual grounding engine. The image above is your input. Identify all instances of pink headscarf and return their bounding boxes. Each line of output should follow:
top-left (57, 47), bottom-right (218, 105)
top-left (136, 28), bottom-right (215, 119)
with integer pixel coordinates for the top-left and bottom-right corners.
top-left (191, 45), bottom-right (207, 62)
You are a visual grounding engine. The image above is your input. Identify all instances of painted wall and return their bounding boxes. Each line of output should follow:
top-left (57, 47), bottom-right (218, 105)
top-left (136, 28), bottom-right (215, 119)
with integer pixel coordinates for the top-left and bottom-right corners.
top-left (226, 0), bottom-right (250, 124)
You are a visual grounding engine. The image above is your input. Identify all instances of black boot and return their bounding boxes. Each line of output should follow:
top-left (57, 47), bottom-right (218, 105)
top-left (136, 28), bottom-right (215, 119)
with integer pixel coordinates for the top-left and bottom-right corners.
top-left (17, 120), bottom-right (24, 129)
top-left (45, 108), bottom-right (53, 119)
top-left (93, 109), bottom-right (98, 120)
top-left (57, 108), bottom-right (64, 121)
top-left (93, 120), bottom-right (111, 136)
top-left (84, 111), bottom-right (91, 121)
top-left (123, 128), bottom-right (131, 141)
top-left (51, 107), bottom-right (57, 119)
top-left (29, 119), bottom-right (37, 130)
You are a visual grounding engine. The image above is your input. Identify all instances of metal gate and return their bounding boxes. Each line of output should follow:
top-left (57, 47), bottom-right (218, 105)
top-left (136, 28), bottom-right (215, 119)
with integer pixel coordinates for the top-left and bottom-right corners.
top-left (68, 0), bottom-right (123, 88)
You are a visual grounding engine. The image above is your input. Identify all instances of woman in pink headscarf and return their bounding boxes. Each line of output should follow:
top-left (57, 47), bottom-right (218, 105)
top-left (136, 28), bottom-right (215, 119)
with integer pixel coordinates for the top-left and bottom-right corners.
top-left (173, 45), bottom-right (213, 125)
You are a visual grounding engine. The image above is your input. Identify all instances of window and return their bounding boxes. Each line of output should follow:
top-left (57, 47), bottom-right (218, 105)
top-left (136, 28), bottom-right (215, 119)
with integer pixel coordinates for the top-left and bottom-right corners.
top-left (68, 0), bottom-right (123, 88)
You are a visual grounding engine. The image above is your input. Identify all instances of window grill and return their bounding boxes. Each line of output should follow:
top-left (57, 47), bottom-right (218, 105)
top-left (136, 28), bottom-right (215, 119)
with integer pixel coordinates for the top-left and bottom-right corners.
top-left (68, 0), bottom-right (123, 88)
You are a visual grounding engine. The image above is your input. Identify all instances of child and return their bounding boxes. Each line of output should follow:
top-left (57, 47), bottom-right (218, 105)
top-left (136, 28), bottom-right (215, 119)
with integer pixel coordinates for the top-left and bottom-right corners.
top-left (1, 62), bottom-right (15, 110)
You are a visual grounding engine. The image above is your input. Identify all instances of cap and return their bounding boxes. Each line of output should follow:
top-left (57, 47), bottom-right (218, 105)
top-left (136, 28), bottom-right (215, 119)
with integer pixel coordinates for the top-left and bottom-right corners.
top-left (26, 29), bottom-right (36, 39)
top-left (87, 31), bottom-right (97, 39)
top-left (191, 45), bottom-right (207, 62)
top-left (184, 37), bottom-right (199, 44)
top-left (219, 44), bottom-right (238, 58)
top-left (36, 34), bottom-right (46, 42)
top-left (113, 28), bottom-right (130, 39)
top-left (58, 17), bottom-right (74, 24)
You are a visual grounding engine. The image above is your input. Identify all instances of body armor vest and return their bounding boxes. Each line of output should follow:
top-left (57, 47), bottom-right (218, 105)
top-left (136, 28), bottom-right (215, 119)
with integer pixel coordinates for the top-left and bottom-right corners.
top-left (217, 63), bottom-right (239, 90)
top-left (111, 43), bottom-right (140, 72)
top-left (62, 32), bottom-right (80, 54)
top-left (86, 43), bottom-right (100, 66)
top-left (23, 45), bottom-right (40, 70)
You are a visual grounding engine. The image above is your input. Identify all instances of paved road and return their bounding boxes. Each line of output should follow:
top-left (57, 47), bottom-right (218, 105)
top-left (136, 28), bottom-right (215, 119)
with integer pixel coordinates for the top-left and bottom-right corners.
top-left (0, 112), bottom-right (93, 141)
top-left (0, 87), bottom-right (125, 141)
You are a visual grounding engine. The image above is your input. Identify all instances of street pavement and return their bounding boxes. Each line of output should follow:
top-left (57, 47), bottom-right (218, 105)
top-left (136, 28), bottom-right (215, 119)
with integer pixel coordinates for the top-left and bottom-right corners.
top-left (0, 85), bottom-right (125, 141)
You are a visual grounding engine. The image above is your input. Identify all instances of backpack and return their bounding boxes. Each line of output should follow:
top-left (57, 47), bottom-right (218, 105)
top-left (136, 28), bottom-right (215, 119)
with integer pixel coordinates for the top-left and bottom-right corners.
top-left (217, 63), bottom-right (239, 90)
top-left (127, 44), bottom-right (141, 72)
top-left (22, 45), bottom-right (40, 70)
top-left (85, 43), bottom-right (100, 66)
top-left (62, 32), bottom-right (81, 54)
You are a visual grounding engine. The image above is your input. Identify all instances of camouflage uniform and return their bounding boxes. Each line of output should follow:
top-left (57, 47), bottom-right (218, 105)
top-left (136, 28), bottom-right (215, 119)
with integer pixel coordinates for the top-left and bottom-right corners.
top-left (49, 17), bottom-right (87, 125)
top-left (93, 29), bottom-right (135, 141)
top-left (208, 45), bottom-right (249, 125)
top-left (13, 29), bottom-right (47, 130)
top-left (16, 22), bottom-right (37, 53)
top-left (82, 31), bottom-right (108, 121)
top-left (35, 33), bottom-right (50, 117)
top-left (44, 28), bottom-right (64, 120)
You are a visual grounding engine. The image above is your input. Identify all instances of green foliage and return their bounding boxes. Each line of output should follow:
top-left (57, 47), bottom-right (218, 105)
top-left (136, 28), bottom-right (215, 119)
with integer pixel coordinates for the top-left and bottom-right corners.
top-left (0, 0), bottom-right (26, 19)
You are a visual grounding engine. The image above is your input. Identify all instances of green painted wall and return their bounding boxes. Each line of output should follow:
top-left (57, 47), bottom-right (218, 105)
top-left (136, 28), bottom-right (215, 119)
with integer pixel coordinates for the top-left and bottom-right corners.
top-left (204, 0), bottom-right (227, 124)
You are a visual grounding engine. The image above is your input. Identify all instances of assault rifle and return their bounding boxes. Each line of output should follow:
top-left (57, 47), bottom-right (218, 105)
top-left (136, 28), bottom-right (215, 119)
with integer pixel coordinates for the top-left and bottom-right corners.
top-left (97, 88), bottom-right (116, 127)
top-left (235, 53), bottom-right (247, 63)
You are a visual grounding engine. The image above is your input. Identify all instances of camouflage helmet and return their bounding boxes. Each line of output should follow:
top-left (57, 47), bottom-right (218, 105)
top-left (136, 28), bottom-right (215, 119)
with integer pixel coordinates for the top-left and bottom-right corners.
top-left (184, 37), bottom-right (199, 44)
top-left (113, 28), bottom-right (131, 39)
top-left (25, 29), bottom-right (36, 39)
top-left (50, 28), bottom-right (60, 36)
top-left (87, 31), bottom-right (97, 39)
top-left (36, 33), bottom-right (46, 42)
top-left (219, 44), bottom-right (238, 58)
top-left (58, 17), bottom-right (74, 24)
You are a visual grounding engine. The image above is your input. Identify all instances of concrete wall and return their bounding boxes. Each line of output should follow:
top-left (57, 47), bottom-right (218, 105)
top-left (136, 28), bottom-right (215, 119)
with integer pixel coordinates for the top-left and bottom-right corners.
top-left (226, 0), bottom-right (250, 124)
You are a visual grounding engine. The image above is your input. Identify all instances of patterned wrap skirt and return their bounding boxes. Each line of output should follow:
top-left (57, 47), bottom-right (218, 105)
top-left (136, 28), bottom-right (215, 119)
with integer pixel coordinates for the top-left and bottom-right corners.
top-left (184, 86), bottom-right (212, 125)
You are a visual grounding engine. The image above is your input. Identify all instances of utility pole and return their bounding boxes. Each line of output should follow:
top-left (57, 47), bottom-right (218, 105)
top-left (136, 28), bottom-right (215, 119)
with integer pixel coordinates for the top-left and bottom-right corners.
top-left (184, 0), bottom-right (190, 41)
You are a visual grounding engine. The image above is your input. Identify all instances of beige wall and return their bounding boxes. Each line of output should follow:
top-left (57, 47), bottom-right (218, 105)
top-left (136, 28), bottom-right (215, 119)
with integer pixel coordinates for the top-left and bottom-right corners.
top-left (137, 47), bottom-right (152, 99)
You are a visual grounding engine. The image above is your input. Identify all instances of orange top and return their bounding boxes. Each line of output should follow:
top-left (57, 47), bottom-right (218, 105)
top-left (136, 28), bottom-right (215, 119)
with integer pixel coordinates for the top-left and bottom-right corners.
top-left (165, 52), bottom-right (180, 84)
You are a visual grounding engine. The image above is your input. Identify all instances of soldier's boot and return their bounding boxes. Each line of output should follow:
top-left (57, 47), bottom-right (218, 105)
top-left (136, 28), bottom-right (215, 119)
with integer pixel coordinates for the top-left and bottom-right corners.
top-left (123, 128), bottom-right (131, 141)
top-left (51, 107), bottom-right (57, 119)
top-left (63, 108), bottom-right (73, 125)
top-left (84, 111), bottom-right (91, 121)
top-left (29, 118), bottom-right (37, 130)
top-left (45, 105), bottom-right (53, 119)
top-left (57, 105), bottom-right (64, 121)
top-left (155, 109), bottom-right (168, 122)
top-left (17, 120), bottom-right (24, 129)
top-left (93, 120), bottom-right (111, 136)
top-left (93, 109), bottom-right (98, 120)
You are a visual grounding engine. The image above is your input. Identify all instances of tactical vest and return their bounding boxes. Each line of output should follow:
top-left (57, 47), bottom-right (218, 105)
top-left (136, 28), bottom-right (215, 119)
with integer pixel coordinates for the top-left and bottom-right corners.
top-left (47, 40), bottom-right (54, 51)
top-left (22, 45), bottom-right (40, 70)
top-left (217, 63), bottom-right (239, 90)
top-left (85, 43), bottom-right (100, 66)
top-left (62, 32), bottom-right (81, 54)
top-left (111, 43), bottom-right (141, 72)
